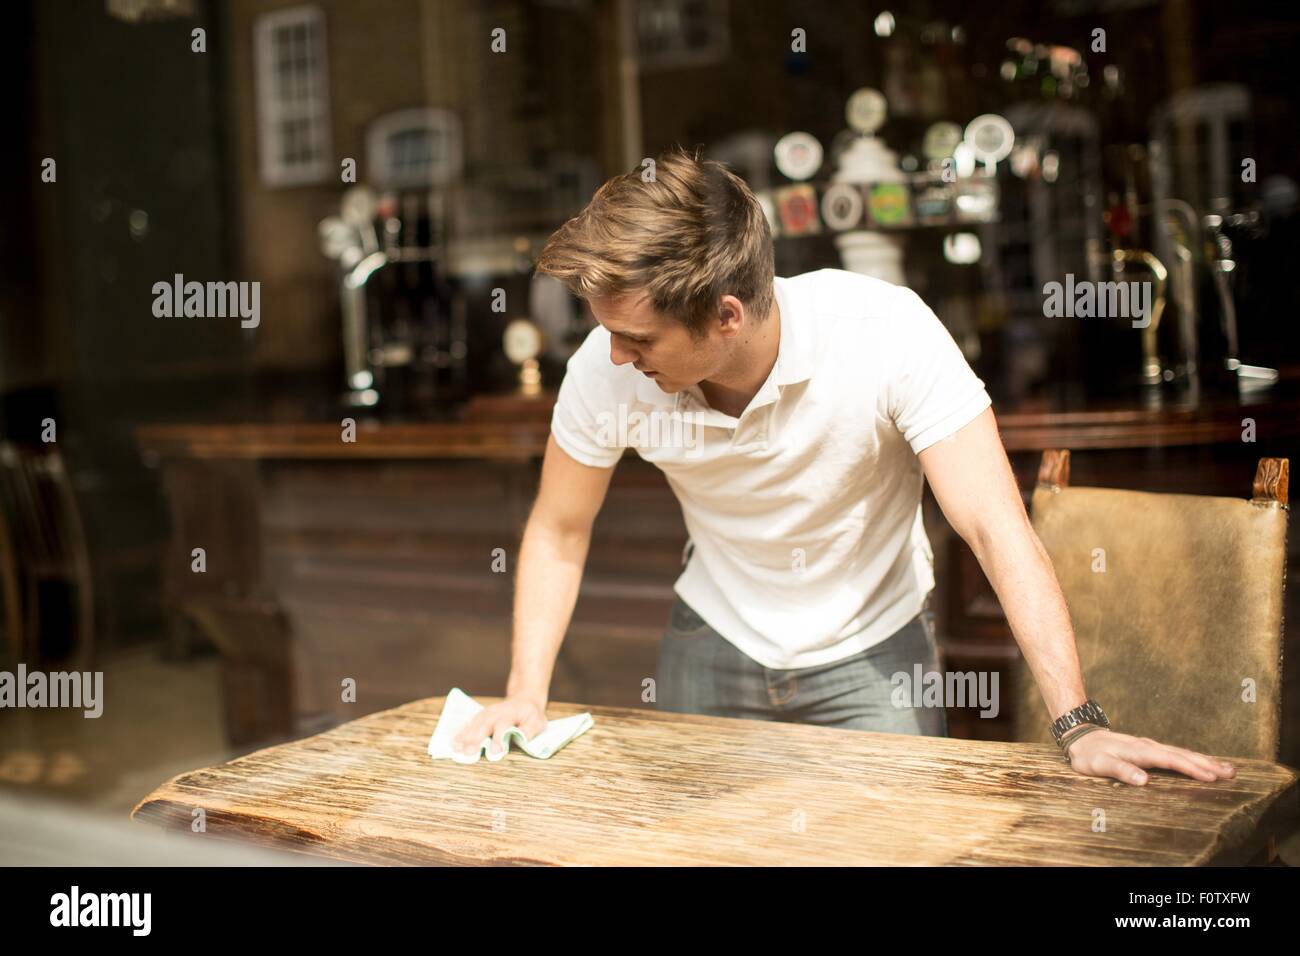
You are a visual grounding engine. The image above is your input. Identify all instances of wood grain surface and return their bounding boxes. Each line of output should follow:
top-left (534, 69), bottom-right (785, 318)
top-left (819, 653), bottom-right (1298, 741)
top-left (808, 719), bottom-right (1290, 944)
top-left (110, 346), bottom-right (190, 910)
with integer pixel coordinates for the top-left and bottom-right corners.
top-left (131, 696), bottom-right (1299, 866)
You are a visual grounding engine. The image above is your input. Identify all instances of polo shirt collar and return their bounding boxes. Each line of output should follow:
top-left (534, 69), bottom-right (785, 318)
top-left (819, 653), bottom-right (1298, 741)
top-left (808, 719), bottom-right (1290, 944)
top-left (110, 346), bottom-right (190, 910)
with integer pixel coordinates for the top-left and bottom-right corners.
top-left (632, 275), bottom-right (812, 410)
top-left (770, 274), bottom-right (813, 387)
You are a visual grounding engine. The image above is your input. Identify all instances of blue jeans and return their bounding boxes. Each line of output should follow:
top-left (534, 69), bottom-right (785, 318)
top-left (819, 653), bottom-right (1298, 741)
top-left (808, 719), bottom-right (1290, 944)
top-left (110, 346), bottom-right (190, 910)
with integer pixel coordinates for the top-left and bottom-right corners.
top-left (655, 595), bottom-right (949, 737)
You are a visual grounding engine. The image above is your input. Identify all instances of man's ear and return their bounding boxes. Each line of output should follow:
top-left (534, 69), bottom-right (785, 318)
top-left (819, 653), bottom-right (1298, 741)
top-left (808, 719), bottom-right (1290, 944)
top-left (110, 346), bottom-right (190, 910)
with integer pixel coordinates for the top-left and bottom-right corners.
top-left (716, 295), bottom-right (745, 335)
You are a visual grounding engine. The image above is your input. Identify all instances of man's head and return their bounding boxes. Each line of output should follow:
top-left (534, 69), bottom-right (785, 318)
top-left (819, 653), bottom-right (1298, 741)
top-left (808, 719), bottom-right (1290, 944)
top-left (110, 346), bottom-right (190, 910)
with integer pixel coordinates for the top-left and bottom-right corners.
top-left (534, 145), bottom-right (775, 393)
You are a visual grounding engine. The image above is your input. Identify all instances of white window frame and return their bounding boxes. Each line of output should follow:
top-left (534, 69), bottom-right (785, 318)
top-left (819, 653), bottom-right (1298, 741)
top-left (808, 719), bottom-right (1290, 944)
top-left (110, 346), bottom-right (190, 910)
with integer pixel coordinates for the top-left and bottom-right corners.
top-left (365, 108), bottom-right (464, 190)
top-left (254, 5), bottom-right (333, 187)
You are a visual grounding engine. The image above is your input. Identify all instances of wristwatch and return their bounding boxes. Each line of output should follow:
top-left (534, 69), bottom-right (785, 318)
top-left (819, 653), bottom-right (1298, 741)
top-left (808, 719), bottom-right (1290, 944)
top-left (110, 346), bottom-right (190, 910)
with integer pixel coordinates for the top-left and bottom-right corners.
top-left (1050, 698), bottom-right (1110, 747)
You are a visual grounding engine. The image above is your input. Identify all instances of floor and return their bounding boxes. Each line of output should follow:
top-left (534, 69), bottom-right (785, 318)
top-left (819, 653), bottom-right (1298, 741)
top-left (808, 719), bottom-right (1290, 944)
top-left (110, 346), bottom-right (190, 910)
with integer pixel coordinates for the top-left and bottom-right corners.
top-left (1, 644), bottom-right (1297, 865)
top-left (0, 645), bottom-right (235, 818)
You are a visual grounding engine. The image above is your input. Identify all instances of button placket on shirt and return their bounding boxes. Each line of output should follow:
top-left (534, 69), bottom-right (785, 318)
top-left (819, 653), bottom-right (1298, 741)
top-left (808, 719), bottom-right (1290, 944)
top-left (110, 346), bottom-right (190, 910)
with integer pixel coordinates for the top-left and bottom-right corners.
top-left (683, 380), bottom-right (778, 450)
top-left (731, 399), bottom-right (774, 451)
top-left (674, 389), bottom-right (727, 444)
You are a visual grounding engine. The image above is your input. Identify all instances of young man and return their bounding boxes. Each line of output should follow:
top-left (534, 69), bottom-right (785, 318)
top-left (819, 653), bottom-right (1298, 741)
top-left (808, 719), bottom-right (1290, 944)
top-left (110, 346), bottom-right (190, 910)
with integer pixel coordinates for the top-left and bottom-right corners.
top-left (455, 146), bottom-right (1236, 787)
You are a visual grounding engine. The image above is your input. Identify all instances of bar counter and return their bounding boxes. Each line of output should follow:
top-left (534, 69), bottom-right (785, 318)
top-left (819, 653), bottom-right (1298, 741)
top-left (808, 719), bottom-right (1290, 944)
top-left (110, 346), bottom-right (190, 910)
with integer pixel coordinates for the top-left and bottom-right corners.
top-left (136, 388), bottom-right (1300, 460)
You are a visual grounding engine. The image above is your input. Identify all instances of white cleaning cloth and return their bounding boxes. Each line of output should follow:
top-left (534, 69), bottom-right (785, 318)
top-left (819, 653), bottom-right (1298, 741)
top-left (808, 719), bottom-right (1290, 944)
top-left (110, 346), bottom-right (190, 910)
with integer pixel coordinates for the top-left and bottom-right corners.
top-left (427, 687), bottom-right (594, 764)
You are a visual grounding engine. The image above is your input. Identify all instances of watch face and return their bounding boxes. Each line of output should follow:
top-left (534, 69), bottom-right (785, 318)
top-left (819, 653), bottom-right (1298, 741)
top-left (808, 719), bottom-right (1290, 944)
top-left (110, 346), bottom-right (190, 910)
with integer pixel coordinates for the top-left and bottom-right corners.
top-left (503, 319), bottom-right (542, 364)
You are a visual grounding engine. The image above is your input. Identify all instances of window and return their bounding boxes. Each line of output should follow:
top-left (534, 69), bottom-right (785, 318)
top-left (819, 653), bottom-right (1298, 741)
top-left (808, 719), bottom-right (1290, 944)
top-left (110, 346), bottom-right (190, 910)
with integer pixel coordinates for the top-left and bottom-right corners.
top-left (365, 109), bottom-right (463, 189)
top-left (635, 0), bottom-right (729, 71)
top-left (254, 6), bottom-right (332, 187)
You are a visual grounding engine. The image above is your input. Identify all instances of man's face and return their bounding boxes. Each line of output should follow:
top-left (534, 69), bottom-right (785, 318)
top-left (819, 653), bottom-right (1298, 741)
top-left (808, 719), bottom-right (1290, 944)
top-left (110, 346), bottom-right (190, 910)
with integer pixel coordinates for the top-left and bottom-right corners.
top-left (588, 291), bottom-right (727, 393)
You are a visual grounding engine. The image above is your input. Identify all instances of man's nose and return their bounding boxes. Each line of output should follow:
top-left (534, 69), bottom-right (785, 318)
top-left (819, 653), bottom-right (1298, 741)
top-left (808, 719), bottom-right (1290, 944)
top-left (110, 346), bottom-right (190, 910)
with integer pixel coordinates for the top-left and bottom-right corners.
top-left (610, 342), bottom-right (637, 366)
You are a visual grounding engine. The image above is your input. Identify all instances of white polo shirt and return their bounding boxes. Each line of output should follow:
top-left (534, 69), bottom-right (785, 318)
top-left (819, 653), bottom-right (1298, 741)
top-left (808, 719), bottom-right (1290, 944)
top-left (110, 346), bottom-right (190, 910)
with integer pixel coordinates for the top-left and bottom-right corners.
top-left (550, 267), bottom-right (992, 669)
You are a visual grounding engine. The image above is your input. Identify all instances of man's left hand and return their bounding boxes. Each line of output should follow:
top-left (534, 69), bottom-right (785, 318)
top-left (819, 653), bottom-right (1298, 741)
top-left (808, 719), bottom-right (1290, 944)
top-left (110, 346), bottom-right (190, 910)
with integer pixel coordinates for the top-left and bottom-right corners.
top-left (1065, 729), bottom-right (1237, 785)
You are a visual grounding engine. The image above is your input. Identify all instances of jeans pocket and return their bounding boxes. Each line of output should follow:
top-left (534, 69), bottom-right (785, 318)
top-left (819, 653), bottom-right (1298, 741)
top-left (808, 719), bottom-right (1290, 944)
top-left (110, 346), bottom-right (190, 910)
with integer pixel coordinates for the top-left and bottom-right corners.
top-left (668, 597), bottom-right (710, 636)
top-left (918, 607), bottom-right (945, 676)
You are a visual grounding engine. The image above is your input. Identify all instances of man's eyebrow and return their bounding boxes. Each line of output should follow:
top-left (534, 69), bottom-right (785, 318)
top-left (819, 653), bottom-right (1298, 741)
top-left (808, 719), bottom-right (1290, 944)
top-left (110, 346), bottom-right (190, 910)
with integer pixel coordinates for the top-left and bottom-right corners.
top-left (611, 328), bottom-right (652, 342)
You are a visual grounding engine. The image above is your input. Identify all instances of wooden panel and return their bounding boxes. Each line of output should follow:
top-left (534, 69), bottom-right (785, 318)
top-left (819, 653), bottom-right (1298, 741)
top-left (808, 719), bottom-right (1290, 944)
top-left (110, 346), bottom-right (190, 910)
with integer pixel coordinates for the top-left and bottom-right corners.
top-left (250, 457), bottom-right (683, 735)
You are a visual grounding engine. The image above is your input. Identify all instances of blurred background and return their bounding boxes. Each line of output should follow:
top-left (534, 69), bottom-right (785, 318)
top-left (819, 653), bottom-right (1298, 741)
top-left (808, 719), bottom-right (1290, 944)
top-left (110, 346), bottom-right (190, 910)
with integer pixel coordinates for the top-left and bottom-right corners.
top-left (2, 0), bottom-right (1299, 860)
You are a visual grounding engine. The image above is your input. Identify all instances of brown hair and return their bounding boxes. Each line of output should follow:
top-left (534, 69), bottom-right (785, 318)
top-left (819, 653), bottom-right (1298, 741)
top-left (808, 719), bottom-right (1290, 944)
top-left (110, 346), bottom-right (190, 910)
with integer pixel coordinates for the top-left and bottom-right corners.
top-left (534, 144), bottom-right (774, 338)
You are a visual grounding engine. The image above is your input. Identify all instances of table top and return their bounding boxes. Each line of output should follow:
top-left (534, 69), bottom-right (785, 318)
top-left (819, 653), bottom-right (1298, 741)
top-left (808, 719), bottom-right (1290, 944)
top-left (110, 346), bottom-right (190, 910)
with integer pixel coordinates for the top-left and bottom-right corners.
top-left (131, 696), bottom-right (1299, 866)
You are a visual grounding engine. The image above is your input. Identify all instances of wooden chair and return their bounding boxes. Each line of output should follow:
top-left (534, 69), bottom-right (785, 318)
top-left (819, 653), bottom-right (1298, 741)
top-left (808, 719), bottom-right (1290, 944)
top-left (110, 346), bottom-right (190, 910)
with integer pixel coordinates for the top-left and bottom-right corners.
top-left (1011, 450), bottom-right (1289, 761)
top-left (0, 442), bottom-right (96, 670)
top-left (0, 494), bottom-right (20, 670)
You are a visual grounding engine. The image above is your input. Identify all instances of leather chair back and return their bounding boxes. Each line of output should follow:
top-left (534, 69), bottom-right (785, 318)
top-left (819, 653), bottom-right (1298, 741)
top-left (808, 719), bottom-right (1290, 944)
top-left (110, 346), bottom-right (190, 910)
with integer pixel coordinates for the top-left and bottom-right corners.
top-left (1012, 452), bottom-right (1289, 760)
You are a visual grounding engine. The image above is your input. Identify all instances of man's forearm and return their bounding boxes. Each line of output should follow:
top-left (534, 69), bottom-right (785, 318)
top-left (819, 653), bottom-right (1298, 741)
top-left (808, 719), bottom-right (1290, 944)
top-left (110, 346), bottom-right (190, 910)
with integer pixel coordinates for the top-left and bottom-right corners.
top-left (504, 514), bottom-right (592, 705)
top-left (968, 513), bottom-right (1088, 719)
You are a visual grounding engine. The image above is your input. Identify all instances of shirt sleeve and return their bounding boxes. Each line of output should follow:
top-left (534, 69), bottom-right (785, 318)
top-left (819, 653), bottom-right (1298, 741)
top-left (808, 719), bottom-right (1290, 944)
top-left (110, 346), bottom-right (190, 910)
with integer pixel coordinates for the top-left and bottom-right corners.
top-left (887, 288), bottom-right (992, 455)
top-left (549, 327), bottom-right (627, 468)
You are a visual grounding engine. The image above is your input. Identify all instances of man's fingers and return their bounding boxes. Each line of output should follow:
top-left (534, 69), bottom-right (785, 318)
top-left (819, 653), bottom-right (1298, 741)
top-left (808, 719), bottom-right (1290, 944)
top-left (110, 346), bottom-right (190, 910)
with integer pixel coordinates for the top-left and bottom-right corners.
top-left (1164, 744), bottom-right (1237, 777)
top-left (455, 714), bottom-right (493, 754)
top-left (452, 717), bottom-right (477, 750)
top-left (1164, 746), bottom-right (1234, 778)
top-left (453, 704), bottom-right (545, 755)
top-left (1134, 741), bottom-right (1235, 781)
top-left (1130, 744), bottom-right (1219, 781)
top-left (1092, 753), bottom-right (1148, 786)
top-left (1072, 733), bottom-right (1238, 786)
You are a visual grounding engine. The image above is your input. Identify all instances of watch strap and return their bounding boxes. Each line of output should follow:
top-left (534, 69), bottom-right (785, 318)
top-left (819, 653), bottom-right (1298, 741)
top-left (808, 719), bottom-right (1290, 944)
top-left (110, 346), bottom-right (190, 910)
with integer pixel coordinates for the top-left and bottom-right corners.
top-left (1050, 698), bottom-right (1110, 746)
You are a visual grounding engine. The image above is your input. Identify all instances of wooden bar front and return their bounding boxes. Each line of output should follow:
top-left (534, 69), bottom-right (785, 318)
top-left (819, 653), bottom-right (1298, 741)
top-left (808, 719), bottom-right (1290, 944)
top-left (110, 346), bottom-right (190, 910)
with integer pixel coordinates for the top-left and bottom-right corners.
top-left (135, 391), bottom-right (1300, 762)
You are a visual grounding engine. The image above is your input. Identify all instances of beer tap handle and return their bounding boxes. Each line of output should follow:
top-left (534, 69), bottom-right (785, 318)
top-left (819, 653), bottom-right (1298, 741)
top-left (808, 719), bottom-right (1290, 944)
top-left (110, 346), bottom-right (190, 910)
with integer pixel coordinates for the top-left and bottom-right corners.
top-left (1112, 248), bottom-right (1168, 386)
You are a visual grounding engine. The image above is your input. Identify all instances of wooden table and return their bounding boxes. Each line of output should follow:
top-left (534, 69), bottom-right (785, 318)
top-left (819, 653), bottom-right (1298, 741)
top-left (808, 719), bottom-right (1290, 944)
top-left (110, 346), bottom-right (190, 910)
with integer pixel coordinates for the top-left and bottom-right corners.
top-left (131, 696), bottom-right (1299, 866)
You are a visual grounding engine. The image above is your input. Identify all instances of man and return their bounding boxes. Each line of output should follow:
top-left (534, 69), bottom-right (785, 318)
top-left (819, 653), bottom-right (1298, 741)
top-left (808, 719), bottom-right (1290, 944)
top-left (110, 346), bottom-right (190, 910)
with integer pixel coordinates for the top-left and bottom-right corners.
top-left (455, 145), bottom-right (1236, 787)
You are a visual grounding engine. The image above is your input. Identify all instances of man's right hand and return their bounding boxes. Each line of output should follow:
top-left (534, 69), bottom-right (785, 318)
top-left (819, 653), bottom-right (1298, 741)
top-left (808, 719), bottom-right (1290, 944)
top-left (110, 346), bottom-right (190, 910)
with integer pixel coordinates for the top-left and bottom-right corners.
top-left (451, 436), bottom-right (613, 759)
top-left (452, 697), bottom-right (549, 758)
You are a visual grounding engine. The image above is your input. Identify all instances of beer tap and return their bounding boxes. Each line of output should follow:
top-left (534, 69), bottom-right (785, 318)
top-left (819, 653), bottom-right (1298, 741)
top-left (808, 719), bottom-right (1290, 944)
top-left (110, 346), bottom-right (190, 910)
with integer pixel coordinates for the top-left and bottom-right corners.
top-left (1156, 198), bottom-right (1201, 399)
top-left (1203, 211), bottom-right (1277, 390)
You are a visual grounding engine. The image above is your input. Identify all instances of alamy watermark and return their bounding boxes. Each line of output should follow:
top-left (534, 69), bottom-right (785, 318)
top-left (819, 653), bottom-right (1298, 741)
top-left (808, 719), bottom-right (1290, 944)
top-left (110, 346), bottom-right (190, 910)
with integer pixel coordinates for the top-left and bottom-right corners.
top-left (594, 406), bottom-right (706, 458)
top-left (0, 665), bottom-right (102, 718)
top-left (50, 886), bottom-right (150, 935)
top-left (891, 665), bottom-right (999, 718)
top-left (1043, 274), bottom-right (1152, 328)
top-left (152, 273), bottom-right (260, 328)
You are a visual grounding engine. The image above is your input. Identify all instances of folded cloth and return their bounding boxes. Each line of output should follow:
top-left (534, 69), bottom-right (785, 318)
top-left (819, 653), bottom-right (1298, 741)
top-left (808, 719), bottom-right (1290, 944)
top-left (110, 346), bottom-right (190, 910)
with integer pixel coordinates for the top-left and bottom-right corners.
top-left (427, 688), bottom-right (594, 764)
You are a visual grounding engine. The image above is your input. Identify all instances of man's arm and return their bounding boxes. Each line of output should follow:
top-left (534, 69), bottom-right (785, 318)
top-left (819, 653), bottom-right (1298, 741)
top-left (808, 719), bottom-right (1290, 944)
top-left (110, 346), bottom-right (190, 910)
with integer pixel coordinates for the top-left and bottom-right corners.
top-left (453, 435), bottom-right (616, 755)
top-left (917, 407), bottom-right (1235, 785)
